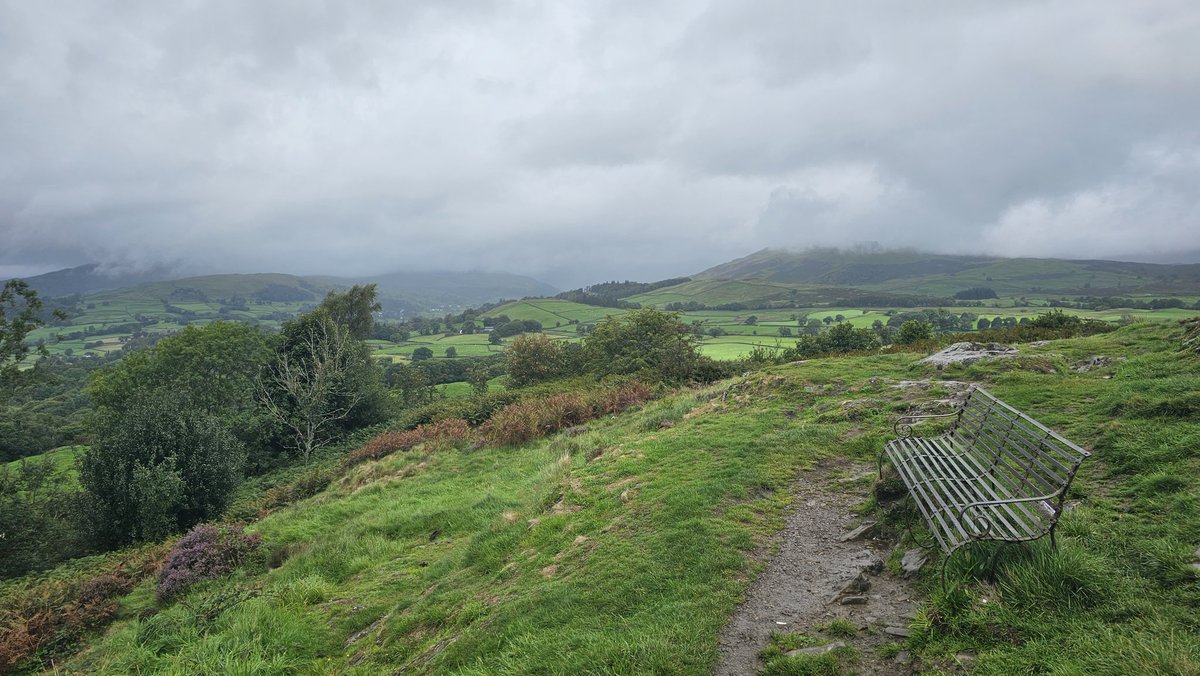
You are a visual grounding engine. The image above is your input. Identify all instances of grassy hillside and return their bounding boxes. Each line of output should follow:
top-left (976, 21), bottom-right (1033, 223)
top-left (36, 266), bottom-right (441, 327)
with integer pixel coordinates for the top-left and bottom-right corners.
top-left (43, 320), bottom-right (1200, 674)
top-left (16, 263), bottom-right (178, 299)
top-left (695, 248), bottom-right (1200, 296)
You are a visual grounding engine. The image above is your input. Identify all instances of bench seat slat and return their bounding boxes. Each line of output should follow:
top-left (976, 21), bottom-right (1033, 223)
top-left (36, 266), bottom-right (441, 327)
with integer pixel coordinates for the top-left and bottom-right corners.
top-left (906, 436), bottom-right (1041, 540)
top-left (957, 405), bottom-right (1074, 482)
top-left (945, 426), bottom-right (1061, 504)
top-left (898, 437), bottom-right (1042, 543)
top-left (885, 440), bottom-right (965, 549)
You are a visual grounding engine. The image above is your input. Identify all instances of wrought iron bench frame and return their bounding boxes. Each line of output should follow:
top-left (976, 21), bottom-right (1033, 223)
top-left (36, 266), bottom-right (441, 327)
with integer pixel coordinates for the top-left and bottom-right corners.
top-left (879, 385), bottom-right (1090, 586)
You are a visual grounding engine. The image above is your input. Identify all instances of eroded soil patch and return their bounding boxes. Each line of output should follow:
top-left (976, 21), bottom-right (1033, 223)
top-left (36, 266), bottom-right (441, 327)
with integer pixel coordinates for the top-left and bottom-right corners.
top-left (716, 460), bottom-right (920, 675)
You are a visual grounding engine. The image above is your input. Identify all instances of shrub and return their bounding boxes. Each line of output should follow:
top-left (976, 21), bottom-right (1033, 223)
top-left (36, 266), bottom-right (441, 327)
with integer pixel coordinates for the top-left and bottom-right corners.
top-left (600, 382), bottom-right (655, 414)
top-left (343, 418), bottom-right (471, 468)
top-left (156, 524), bottom-right (263, 601)
top-left (0, 543), bottom-right (168, 672)
top-left (506, 334), bottom-right (568, 387)
top-left (255, 466), bottom-right (338, 514)
top-left (481, 383), bottom-right (655, 446)
top-left (80, 393), bottom-right (245, 547)
top-left (895, 320), bottom-right (935, 345)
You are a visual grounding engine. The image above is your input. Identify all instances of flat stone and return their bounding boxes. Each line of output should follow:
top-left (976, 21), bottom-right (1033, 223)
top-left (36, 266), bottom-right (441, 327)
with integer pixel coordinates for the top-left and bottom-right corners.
top-left (786, 641), bottom-right (846, 658)
top-left (839, 595), bottom-right (869, 606)
top-left (839, 521), bottom-right (877, 542)
top-left (901, 549), bottom-right (928, 577)
top-left (921, 342), bottom-right (1017, 368)
top-left (955, 652), bottom-right (978, 669)
top-left (893, 651), bottom-right (911, 664)
top-left (884, 626), bottom-right (912, 638)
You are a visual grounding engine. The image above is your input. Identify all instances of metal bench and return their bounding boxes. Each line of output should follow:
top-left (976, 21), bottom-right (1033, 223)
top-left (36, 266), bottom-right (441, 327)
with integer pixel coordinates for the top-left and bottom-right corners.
top-left (879, 385), bottom-right (1089, 585)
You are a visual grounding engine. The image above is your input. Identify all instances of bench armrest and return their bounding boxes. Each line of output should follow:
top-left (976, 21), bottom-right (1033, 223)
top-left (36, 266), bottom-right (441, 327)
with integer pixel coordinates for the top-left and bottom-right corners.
top-left (955, 493), bottom-right (1064, 539)
top-left (894, 411), bottom-right (959, 438)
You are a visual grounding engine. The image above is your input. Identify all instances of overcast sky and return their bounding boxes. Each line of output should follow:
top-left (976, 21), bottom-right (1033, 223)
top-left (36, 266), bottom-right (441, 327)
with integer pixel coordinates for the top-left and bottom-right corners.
top-left (2, 1), bottom-right (1199, 287)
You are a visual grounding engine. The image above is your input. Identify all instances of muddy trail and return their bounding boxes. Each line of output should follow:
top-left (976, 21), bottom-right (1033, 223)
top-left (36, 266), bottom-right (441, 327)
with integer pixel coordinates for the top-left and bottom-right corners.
top-left (715, 460), bottom-right (923, 675)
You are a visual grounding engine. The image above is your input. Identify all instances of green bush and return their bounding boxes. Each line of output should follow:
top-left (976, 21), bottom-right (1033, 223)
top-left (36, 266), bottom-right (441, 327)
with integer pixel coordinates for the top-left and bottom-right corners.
top-left (80, 394), bottom-right (245, 547)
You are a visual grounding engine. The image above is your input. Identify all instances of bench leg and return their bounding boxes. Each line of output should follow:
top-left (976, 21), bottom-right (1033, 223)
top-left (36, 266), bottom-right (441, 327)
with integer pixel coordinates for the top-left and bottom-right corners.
top-left (899, 494), bottom-right (938, 550)
top-left (941, 544), bottom-right (967, 591)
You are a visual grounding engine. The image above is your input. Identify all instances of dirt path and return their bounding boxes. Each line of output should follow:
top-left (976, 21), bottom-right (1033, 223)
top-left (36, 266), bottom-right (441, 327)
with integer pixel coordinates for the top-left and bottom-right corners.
top-left (715, 460), bottom-right (920, 675)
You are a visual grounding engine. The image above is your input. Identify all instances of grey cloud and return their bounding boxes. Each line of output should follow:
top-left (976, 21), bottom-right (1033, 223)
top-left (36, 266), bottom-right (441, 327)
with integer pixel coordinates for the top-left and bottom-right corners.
top-left (2, 0), bottom-right (1198, 288)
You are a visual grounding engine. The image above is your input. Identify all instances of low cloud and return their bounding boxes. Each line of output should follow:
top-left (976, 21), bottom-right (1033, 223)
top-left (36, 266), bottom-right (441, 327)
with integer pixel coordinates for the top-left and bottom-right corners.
top-left (2, 1), bottom-right (1198, 287)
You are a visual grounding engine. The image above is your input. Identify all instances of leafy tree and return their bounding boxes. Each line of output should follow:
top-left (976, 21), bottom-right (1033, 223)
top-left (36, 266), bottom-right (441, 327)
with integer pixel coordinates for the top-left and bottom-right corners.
top-left (506, 334), bottom-right (566, 387)
top-left (388, 363), bottom-right (435, 408)
top-left (744, 315), bottom-right (758, 326)
top-left (895, 320), bottom-right (934, 345)
top-left (0, 457), bottom-right (85, 576)
top-left (977, 317), bottom-right (992, 330)
top-left (778, 326), bottom-right (792, 337)
top-left (445, 346), bottom-right (457, 358)
top-left (583, 308), bottom-right (713, 383)
top-left (822, 316), bottom-right (834, 325)
top-left (89, 322), bottom-right (270, 420)
top-left (1, 280), bottom-right (64, 384)
top-left (412, 346), bottom-right (434, 361)
top-left (954, 287), bottom-right (998, 300)
top-left (789, 322), bottom-right (881, 359)
top-left (259, 315), bottom-right (380, 462)
top-left (467, 363), bottom-right (490, 395)
top-left (707, 327), bottom-right (727, 337)
top-left (488, 331), bottom-right (503, 345)
top-left (319, 284), bottom-right (381, 339)
top-left (81, 393), bottom-right (244, 546)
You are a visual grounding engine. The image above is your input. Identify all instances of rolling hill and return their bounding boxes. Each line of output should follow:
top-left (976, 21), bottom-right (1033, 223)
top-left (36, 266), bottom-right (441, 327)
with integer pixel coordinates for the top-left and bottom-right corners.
top-left (16, 263), bottom-right (179, 298)
top-left (694, 248), bottom-right (1200, 297)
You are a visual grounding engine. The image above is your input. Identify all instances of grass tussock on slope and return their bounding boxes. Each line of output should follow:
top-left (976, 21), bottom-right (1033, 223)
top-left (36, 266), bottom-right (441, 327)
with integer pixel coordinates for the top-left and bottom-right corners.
top-left (48, 320), bottom-right (1200, 674)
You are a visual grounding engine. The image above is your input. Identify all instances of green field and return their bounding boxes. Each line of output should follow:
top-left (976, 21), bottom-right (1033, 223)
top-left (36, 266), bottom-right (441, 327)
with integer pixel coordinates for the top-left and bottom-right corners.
top-left (5, 446), bottom-right (84, 487)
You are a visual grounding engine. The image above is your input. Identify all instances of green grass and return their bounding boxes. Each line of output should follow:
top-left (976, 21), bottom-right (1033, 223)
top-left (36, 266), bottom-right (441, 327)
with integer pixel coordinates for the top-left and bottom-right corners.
top-left (5, 445), bottom-right (84, 485)
top-left (48, 320), bottom-right (1200, 673)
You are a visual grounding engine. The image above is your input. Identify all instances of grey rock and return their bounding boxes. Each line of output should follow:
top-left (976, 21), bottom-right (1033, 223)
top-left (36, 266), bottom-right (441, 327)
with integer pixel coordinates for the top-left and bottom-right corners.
top-left (884, 625), bottom-right (912, 638)
top-left (1071, 355), bottom-right (1120, 372)
top-left (921, 342), bottom-right (1017, 368)
top-left (839, 595), bottom-right (869, 605)
top-left (860, 550), bottom-right (885, 575)
top-left (839, 521), bottom-right (878, 542)
top-left (901, 549), bottom-right (928, 577)
top-left (786, 641), bottom-right (846, 657)
top-left (955, 652), bottom-right (978, 669)
top-left (893, 651), bottom-right (911, 664)
top-left (829, 572), bottom-right (871, 603)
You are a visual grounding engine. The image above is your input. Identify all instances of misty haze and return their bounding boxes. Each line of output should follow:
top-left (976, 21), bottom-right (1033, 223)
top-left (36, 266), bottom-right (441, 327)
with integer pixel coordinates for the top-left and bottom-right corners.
top-left (2, 3), bottom-right (1200, 675)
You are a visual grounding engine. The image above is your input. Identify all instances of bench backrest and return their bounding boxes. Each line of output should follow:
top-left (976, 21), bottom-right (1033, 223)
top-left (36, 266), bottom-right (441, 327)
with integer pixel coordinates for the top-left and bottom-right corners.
top-left (950, 386), bottom-right (1090, 506)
